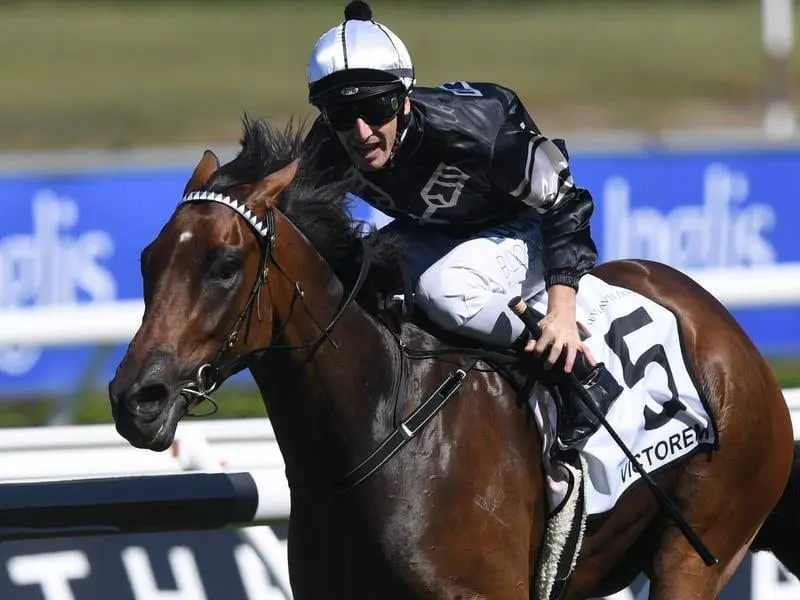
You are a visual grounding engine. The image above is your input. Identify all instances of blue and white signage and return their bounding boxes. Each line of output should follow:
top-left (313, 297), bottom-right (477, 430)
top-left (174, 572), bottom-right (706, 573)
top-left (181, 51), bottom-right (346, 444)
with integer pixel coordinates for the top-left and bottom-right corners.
top-left (0, 145), bottom-right (798, 395)
top-left (570, 148), bottom-right (800, 355)
top-left (0, 169), bottom-right (183, 394)
top-left (0, 529), bottom-right (793, 599)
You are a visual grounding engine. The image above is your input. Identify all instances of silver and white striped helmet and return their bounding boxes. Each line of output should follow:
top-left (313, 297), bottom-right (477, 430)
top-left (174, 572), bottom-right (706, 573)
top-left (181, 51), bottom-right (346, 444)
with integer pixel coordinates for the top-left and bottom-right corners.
top-left (307, 1), bottom-right (415, 106)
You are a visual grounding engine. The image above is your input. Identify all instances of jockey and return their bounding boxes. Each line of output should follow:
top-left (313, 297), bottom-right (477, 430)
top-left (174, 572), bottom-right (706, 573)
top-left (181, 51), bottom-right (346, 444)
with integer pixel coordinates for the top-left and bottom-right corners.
top-left (303, 0), bottom-right (621, 449)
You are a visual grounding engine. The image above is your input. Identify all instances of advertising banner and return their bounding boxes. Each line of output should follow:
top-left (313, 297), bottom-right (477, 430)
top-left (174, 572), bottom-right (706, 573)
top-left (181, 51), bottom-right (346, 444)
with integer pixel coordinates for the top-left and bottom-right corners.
top-left (0, 146), bottom-right (797, 395)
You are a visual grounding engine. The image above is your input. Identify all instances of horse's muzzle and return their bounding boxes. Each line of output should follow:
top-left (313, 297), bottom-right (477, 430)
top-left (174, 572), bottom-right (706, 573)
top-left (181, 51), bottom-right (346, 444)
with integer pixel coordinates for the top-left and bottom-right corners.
top-left (108, 350), bottom-right (190, 451)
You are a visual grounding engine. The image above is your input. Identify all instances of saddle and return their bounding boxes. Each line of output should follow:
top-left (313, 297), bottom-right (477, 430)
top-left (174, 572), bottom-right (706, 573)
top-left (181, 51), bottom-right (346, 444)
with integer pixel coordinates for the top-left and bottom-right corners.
top-left (377, 283), bottom-right (621, 454)
top-left (380, 289), bottom-right (540, 394)
top-left (378, 290), bottom-right (589, 600)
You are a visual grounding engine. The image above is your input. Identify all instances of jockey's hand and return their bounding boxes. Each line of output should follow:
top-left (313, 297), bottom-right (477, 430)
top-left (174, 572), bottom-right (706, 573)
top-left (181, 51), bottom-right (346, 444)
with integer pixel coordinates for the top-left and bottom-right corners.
top-left (524, 284), bottom-right (595, 373)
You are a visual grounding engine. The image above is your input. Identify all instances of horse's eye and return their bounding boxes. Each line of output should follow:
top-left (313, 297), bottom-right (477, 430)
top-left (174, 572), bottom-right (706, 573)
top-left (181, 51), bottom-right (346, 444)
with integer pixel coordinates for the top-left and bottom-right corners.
top-left (210, 251), bottom-right (243, 282)
top-left (215, 257), bottom-right (242, 281)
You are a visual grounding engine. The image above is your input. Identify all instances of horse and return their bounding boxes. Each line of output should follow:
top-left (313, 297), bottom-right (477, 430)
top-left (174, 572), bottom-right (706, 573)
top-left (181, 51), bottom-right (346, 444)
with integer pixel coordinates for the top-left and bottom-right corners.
top-left (109, 117), bottom-right (800, 599)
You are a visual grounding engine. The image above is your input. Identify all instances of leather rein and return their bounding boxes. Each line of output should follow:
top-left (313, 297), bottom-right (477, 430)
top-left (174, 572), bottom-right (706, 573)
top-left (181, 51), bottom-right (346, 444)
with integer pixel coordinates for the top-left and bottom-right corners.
top-left (174, 190), bottom-right (474, 496)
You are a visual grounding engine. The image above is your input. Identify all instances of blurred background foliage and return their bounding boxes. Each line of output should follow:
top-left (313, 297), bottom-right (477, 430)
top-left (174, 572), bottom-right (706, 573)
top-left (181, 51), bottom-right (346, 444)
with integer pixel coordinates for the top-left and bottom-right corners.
top-left (0, 0), bottom-right (790, 150)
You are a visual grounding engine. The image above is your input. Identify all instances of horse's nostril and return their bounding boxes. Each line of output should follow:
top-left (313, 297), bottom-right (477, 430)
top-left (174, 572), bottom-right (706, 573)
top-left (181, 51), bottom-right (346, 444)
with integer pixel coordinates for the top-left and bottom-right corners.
top-left (124, 382), bottom-right (171, 422)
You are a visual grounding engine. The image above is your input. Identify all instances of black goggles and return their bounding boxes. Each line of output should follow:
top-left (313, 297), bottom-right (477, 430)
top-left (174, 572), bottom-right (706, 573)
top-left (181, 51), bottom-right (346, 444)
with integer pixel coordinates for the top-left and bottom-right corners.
top-left (322, 91), bottom-right (403, 131)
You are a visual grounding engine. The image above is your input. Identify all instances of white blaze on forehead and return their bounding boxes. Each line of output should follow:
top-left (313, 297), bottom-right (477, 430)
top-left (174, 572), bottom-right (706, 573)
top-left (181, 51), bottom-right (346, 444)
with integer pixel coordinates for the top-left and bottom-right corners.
top-left (178, 231), bottom-right (193, 243)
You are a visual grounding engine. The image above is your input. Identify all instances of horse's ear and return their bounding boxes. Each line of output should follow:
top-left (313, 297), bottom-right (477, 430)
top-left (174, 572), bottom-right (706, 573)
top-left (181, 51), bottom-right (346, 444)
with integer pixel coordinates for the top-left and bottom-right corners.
top-left (183, 150), bottom-right (220, 195)
top-left (250, 159), bottom-right (300, 208)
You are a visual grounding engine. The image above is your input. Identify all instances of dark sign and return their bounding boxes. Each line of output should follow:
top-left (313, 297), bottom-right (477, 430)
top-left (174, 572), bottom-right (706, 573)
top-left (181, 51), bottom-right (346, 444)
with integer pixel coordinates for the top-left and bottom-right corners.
top-left (0, 528), bottom-right (796, 599)
top-left (0, 528), bottom-right (288, 600)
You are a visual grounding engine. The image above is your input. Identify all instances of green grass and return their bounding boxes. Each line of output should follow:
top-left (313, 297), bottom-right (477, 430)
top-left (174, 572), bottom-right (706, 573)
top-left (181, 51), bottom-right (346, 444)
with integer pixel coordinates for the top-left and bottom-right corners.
top-left (0, 1), bottom-right (791, 150)
top-left (769, 358), bottom-right (800, 388)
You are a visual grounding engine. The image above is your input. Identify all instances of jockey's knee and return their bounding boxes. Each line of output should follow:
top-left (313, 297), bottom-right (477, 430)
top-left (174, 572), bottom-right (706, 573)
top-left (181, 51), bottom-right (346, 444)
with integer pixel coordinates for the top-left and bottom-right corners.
top-left (416, 265), bottom-right (493, 331)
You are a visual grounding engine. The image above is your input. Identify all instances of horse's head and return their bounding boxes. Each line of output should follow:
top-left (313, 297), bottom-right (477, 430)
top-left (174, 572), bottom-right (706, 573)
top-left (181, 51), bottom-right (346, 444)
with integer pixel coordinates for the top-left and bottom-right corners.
top-left (108, 128), bottom-right (300, 451)
top-left (109, 117), bottom-right (405, 452)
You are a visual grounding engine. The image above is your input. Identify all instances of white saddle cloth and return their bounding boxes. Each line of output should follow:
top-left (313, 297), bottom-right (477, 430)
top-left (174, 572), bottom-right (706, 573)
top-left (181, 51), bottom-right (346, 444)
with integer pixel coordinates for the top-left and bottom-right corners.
top-left (528, 274), bottom-right (717, 517)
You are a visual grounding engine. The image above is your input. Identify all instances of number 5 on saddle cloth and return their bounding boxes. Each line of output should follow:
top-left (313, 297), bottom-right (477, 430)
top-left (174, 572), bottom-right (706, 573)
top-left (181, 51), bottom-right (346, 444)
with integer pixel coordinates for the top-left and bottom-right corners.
top-left (385, 284), bottom-right (622, 451)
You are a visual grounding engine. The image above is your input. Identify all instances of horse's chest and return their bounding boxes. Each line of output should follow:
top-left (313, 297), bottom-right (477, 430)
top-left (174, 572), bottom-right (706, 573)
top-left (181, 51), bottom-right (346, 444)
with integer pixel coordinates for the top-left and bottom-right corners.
top-left (286, 504), bottom-right (430, 597)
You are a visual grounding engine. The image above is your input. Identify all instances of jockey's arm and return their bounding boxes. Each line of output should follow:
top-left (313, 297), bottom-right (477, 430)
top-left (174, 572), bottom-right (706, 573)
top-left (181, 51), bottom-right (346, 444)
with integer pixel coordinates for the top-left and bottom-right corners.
top-left (489, 116), bottom-right (598, 291)
top-left (490, 106), bottom-right (599, 371)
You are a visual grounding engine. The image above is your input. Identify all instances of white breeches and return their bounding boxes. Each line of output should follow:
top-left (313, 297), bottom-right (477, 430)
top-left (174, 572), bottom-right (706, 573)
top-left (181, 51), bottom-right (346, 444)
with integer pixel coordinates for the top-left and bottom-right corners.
top-left (381, 212), bottom-right (547, 346)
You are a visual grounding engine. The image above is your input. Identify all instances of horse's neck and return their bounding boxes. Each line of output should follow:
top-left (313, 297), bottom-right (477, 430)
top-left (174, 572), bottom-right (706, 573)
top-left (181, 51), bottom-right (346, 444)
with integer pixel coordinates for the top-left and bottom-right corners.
top-left (252, 237), bottom-right (400, 488)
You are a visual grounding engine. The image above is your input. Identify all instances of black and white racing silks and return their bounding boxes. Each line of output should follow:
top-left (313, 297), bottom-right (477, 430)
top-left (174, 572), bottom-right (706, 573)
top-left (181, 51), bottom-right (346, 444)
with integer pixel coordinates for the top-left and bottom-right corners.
top-left (304, 81), bottom-right (598, 290)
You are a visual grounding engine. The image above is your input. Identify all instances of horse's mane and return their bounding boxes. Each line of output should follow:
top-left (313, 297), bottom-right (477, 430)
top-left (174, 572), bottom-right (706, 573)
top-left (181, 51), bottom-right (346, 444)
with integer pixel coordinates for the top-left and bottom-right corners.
top-left (205, 115), bottom-right (407, 310)
top-left (207, 117), bottom-right (528, 392)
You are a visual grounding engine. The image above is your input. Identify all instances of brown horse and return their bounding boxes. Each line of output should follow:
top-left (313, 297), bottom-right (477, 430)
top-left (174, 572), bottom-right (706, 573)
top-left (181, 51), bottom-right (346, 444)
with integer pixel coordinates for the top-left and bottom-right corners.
top-left (109, 118), bottom-right (800, 599)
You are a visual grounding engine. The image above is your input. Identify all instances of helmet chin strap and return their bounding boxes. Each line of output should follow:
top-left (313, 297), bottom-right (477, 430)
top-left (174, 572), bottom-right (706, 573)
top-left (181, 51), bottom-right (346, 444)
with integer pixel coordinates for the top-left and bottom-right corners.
top-left (386, 95), bottom-right (412, 163)
top-left (386, 119), bottom-right (409, 162)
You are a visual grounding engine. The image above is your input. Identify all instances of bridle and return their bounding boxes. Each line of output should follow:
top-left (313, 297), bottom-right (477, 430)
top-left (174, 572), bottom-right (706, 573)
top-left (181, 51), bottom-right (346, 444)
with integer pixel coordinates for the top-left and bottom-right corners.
top-left (175, 190), bottom-right (374, 413)
top-left (171, 189), bottom-right (481, 497)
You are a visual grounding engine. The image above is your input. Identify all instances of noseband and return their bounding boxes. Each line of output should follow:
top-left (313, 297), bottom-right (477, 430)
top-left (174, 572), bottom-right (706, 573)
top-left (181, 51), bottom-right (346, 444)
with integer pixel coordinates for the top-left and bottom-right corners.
top-left (177, 189), bottom-right (474, 497)
top-left (176, 189), bottom-right (373, 411)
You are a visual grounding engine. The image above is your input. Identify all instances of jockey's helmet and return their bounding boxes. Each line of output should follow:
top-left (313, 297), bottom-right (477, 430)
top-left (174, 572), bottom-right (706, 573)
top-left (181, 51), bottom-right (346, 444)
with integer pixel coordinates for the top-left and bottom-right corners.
top-left (306, 1), bottom-right (415, 109)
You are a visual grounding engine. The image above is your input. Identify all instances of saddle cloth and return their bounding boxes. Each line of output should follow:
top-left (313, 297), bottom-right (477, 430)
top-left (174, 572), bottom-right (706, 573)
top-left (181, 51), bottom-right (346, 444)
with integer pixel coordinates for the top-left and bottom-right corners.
top-left (527, 274), bottom-right (718, 517)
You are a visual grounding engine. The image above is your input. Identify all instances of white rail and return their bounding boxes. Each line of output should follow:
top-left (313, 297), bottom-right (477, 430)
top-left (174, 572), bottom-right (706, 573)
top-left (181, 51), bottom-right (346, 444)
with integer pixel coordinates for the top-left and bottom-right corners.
top-left (0, 389), bottom-right (798, 485)
top-left (0, 263), bottom-right (797, 348)
top-left (685, 264), bottom-right (800, 309)
top-left (0, 419), bottom-right (294, 599)
top-left (1, 393), bottom-right (799, 600)
top-left (0, 298), bottom-right (144, 347)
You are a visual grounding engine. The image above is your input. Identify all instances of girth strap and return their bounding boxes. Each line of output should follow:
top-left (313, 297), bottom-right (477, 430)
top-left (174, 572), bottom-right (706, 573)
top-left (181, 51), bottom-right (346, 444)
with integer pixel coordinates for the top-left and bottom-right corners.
top-left (325, 365), bottom-right (473, 496)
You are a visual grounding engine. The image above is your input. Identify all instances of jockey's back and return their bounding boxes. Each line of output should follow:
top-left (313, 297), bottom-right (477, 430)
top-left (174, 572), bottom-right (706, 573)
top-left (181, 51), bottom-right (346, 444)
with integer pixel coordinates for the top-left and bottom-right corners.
top-left (304, 81), bottom-right (587, 238)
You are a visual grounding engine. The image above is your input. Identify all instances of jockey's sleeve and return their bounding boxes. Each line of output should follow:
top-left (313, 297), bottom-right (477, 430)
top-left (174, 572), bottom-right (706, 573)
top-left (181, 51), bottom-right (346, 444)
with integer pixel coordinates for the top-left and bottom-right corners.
top-left (489, 113), bottom-right (598, 290)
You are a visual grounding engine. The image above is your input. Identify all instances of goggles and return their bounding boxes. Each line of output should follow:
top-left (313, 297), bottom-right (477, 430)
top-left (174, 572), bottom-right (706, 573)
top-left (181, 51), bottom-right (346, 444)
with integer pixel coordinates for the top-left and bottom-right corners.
top-left (322, 91), bottom-right (403, 131)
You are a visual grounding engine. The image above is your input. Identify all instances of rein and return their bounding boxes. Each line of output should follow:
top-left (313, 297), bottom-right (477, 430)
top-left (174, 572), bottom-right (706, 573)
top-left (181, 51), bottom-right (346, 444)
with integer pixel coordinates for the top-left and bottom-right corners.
top-left (177, 191), bottom-right (374, 405)
top-left (174, 190), bottom-right (509, 496)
